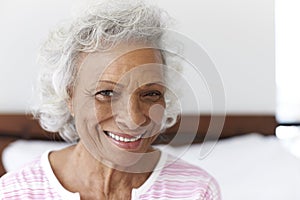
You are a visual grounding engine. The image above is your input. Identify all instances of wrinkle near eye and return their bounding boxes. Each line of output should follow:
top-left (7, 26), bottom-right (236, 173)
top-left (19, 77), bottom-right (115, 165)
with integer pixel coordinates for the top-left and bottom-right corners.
top-left (83, 88), bottom-right (96, 98)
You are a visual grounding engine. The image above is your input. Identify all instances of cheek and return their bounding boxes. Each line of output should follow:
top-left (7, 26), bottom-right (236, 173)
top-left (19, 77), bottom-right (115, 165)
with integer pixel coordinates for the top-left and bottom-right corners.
top-left (95, 101), bottom-right (113, 121)
top-left (147, 101), bottom-right (166, 124)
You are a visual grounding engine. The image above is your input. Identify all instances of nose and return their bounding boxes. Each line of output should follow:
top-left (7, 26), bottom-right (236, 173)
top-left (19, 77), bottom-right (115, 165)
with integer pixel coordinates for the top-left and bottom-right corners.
top-left (115, 94), bottom-right (147, 130)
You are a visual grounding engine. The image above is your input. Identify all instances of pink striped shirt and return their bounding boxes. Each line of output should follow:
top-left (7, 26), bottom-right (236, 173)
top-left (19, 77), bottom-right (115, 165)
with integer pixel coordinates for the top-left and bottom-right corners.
top-left (0, 151), bottom-right (221, 200)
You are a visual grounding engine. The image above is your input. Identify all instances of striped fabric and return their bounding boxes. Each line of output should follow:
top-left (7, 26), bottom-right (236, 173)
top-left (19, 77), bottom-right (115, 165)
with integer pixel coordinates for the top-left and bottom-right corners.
top-left (0, 157), bottom-right (63, 200)
top-left (0, 151), bottom-right (221, 200)
top-left (132, 154), bottom-right (221, 200)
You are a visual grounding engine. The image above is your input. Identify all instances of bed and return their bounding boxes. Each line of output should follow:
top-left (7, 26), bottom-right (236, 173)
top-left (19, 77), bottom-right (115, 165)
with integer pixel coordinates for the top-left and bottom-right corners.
top-left (2, 114), bottom-right (300, 200)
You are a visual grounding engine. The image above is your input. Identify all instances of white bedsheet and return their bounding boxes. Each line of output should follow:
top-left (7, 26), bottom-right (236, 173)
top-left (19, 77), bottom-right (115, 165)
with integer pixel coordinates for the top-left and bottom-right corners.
top-left (2, 133), bottom-right (300, 200)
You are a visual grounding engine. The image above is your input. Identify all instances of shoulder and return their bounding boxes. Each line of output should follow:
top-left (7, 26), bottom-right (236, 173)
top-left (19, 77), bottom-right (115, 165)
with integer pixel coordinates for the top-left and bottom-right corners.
top-left (164, 155), bottom-right (216, 181)
top-left (0, 156), bottom-right (45, 187)
top-left (146, 154), bottom-right (221, 200)
top-left (0, 152), bottom-right (59, 199)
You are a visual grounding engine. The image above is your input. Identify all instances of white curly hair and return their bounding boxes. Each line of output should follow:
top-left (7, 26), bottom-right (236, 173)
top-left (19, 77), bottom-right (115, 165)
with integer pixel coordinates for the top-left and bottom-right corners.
top-left (33, 0), bottom-right (181, 143)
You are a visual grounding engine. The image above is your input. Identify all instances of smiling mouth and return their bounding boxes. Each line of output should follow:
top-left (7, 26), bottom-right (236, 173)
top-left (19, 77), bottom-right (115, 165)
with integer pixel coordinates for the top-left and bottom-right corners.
top-left (104, 131), bottom-right (145, 143)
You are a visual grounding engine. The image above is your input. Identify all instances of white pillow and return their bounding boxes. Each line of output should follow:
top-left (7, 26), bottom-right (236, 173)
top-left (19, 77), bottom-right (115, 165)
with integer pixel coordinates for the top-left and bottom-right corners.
top-left (2, 140), bottom-right (69, 172)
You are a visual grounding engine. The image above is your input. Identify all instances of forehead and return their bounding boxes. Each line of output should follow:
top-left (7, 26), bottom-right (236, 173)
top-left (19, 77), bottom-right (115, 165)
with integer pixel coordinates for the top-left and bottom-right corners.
top-left (77, 46), bottom-right (165, 87)
top-left (101, 48), bottom-right (163, 81)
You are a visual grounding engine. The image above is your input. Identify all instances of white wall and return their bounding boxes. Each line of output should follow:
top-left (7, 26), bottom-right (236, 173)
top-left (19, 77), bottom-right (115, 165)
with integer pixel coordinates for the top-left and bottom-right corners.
top-left (0, 0), bottom-right (275, 114)
top-left (0, 0), bottom-right (75, 112)
top-left (275, 0), bottom-right (300, 123)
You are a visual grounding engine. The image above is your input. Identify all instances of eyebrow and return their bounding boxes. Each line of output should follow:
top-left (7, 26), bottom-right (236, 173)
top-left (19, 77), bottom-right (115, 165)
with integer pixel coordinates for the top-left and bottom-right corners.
top-left (98, 80), bottom-right (165, 88)
top-left (98, 80), bottom-right (124, 88)
top-left (144, 82), bottom-right (165, 87)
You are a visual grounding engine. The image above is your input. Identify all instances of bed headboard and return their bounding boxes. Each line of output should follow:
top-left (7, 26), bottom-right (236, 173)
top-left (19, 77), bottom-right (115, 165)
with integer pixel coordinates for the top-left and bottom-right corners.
top-left (0, 114), bottom-right (277, 141)
top-left (0, 114), bottom-right (277, 175)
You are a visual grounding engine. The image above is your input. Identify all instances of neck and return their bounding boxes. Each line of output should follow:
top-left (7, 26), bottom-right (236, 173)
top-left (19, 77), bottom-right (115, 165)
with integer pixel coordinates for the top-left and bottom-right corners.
top-left (51, 141), bottom-right (160, 199)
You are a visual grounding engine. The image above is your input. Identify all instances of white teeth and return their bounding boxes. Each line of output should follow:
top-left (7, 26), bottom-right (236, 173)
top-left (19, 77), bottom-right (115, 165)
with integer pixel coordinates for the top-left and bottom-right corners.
top-left (107, 132), bottom-right (142, 143)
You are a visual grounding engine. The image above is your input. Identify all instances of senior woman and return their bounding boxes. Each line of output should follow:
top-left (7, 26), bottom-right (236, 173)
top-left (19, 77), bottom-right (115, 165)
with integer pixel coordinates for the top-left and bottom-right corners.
top-left (0, 0), bottom-right (221, 199)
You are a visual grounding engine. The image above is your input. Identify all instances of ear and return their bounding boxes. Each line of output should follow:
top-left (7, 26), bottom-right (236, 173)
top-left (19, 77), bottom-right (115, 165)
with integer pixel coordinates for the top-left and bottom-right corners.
top-left (66, 86), bottom-right (75, 117)
top-left (67, 98), bottom-right (74, 117)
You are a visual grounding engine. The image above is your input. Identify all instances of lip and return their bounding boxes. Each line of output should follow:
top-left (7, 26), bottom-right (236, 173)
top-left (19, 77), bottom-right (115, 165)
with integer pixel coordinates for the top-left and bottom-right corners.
top-left (104, 131), bottom-right (145, 150)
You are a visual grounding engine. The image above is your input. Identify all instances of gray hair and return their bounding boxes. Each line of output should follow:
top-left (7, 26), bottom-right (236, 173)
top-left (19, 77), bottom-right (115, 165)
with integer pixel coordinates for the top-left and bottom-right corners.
top-left (33, 0), bottom-right (180, 142)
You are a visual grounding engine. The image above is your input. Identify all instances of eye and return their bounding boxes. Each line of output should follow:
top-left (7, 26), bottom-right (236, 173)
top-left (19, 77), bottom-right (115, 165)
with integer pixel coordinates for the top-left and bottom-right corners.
top-left (96, 90), bottom-right (114, 97)
top-left (141, 90), bottom-right (163, 102)
top-left (95, 90), bottom-right (119, 101)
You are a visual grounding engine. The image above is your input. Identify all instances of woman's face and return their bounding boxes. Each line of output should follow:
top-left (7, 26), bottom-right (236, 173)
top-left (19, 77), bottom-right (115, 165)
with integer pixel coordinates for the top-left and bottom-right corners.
top-left (70, 46), bottom-right (166, 170)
